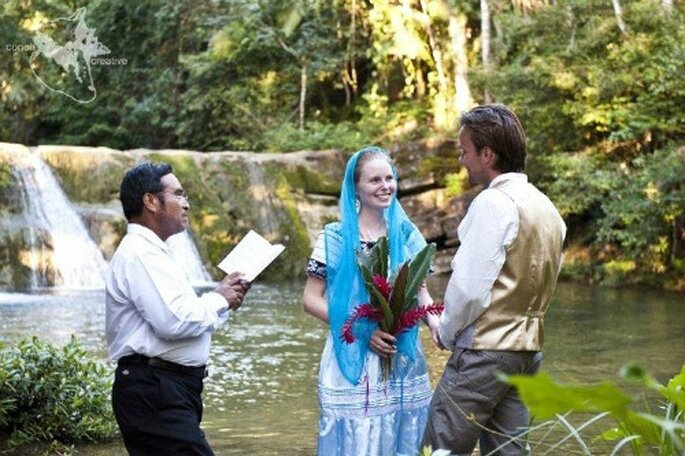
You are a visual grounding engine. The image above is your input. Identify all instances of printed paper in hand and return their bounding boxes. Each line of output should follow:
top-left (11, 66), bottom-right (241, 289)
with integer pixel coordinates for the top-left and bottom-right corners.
top-left (217, 230), bottom-right (285, 282)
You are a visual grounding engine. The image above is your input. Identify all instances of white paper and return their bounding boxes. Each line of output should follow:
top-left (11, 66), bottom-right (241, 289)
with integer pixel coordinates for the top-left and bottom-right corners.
top-left (217, 230), bottom-right (285, 282)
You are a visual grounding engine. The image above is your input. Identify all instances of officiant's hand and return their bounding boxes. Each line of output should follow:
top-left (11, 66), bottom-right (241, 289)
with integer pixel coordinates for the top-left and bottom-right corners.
top-left (215, 272), bottom-right (249, 310)
top-left (370, 329), bottom-right (397, 358)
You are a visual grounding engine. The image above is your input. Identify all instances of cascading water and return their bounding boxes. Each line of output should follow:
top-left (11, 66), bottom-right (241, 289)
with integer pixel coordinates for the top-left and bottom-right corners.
top-left (15, 165), bottom-right (41, 289)
top-left (167, 230), bottom-right (214, 286)
top-left (12, 150), bottom-right (213, 290)
top-left (245, 160), bottom-right (281, 238)
top-left (14, 150), bottom-right (108, 290)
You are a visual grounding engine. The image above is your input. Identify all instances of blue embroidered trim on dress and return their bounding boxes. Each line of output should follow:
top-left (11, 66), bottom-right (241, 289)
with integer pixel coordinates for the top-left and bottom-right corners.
top-left (319, 373), bottom-right (432, 418)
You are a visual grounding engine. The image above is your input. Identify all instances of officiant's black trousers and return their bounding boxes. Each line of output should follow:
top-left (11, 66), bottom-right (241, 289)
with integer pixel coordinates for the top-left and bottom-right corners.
top-left (112, 356), bottom-right (214, 456)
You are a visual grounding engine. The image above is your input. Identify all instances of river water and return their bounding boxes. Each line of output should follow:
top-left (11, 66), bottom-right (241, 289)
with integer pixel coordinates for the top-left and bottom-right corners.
top-left (1, 278), bottom-right (683, 455)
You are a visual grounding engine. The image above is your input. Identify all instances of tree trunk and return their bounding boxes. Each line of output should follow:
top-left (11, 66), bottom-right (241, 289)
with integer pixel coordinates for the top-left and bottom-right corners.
top-left (481, 0), bottom-right (492, 103)
top-left (448, 11), bottom-right (472, 113)
top-left (416, 64), bottom-right (426, 98)
top-left (299, 63), bottom-right (307, 131)
top-left (275, 36), bottom-right (307, 129)
top-left (419, 0), bottom-right (450, 128)
top-left (342, 0), bottom-right (359, 106)
top-left (611, 0), bottom-right (628, 36)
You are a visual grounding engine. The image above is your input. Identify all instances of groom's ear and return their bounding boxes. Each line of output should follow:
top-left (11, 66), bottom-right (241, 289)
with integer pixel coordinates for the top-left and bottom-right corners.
top-left (481, 146), bottom-right (497, 167)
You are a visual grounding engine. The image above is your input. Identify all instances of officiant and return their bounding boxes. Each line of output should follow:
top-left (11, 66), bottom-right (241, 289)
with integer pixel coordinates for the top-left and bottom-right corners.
top-left (105, 161), bottom-right (251, 455)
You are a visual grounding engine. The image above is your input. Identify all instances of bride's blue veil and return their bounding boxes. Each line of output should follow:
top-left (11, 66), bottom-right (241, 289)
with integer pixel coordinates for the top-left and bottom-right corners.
top-left (325, 146), bottom-right (422, 385)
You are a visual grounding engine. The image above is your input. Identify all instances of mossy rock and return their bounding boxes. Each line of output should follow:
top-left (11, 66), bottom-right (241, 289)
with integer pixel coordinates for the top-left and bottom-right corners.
top-left (389, 138), bottom-right (459, 189)
top-left (0, 229), bottom-right (43, 290)
top-left (269, 149), bottom-right (345, 197)
top-left (39, 147), bottom-right (136, 204)
top-left (142, 152), bottom-right (306, 280)
top-left (262, 162), bottom-right (312, 280)
top-left (0, 154), bottom-right (23, 215)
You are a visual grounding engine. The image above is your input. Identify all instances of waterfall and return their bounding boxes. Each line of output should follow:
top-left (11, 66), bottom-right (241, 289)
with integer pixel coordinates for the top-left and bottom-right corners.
top-left (12, 151), bottom-right (214, 290)
top-left (14, 151), bottom-right (108, 290)
top-left (17, 172), bottom-right (41, 289)
top-left (167, 230), bottom-right (214, 286)
top-left (245, 161), bottom-right (281, 238)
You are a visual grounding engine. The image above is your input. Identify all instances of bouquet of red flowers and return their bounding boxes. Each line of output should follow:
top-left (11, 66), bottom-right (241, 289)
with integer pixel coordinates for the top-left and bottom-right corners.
top-left (341, 237), bottom-right (443, 379)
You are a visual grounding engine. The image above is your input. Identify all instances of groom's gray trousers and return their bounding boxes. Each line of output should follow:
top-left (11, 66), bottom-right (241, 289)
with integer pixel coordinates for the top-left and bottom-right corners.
top-left (423, 348), bottom-right (542, 455)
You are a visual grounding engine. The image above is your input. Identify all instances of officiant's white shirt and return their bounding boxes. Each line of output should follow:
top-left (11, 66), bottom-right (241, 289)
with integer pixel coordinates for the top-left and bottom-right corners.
top-left (106, 224), bottom-right (228, 366)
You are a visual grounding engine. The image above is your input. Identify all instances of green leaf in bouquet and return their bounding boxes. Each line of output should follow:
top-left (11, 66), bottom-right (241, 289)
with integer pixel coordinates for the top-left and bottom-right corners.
top-left (368, 285), bottom-right (393, 332)
top-left (356, 248), bottom-right (378, 293)
top-left (357, 249), bottom-right (381, 290)
top-left (357, 250), bottom-right (373, 287)
top-left (404, 243), bottom-right (436, 305)
top-left (356, 236), bottom-right (389, 278)
top-left (372, 236), bottom-right (389, 279)
top-left (389, 263), bottom-right (409, 329)
top-left (356, 248), bottom-right (374, 274)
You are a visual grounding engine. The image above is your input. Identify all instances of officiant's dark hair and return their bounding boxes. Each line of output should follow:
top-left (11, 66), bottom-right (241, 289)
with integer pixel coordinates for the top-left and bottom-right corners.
top-left (119, 162), bottom-right (173, 220)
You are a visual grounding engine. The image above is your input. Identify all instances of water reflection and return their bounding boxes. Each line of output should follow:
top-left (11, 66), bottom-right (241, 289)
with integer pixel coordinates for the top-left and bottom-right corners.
top-left (203, 283), bottom-right (324, 454)
top-left (0, 280), bottom-right (683, 455)
top-left (0, 289), bottom-right (107, 356)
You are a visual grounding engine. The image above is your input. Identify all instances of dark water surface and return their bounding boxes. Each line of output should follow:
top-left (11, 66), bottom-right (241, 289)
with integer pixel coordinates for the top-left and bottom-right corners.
top-left (1, 279), bottom-right (683, 455)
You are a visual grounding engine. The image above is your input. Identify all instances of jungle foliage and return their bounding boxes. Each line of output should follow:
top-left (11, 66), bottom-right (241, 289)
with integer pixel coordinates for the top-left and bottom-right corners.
top-left (0, 0), bottom-right (683, 289)
top-left (503, 364), bottom-right (685, 454)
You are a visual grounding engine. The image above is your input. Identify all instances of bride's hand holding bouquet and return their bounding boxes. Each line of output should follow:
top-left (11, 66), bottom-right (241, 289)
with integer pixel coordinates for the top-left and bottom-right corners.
top-left (341, 237), bottom-right (443, 380)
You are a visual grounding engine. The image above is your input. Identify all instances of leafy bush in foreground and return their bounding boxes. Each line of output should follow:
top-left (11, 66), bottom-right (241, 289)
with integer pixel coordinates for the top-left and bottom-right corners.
top-left (504, 365), bottom-right (685, 455)
top-left (0, 336), bottom-right (117, 447)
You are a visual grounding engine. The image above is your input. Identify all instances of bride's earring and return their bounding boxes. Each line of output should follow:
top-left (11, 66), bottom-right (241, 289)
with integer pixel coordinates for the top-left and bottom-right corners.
top-left (355, 197), bottom-right (361, 214)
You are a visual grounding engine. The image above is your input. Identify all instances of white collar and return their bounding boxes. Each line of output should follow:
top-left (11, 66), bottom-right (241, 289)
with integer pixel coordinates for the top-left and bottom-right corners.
top-left (127, 223), bottom-right (172, 254)
top-left (488, 172), bottom-right (528, 188)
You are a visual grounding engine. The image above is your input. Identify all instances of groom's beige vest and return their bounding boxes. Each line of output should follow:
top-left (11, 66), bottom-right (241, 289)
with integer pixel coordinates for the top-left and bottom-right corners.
top-left (455, 179), bottom-right (565, 351)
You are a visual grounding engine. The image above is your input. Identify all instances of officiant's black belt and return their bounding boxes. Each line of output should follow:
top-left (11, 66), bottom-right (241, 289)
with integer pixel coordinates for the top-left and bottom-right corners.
top-left (118, 354), bottom-right (208, 379)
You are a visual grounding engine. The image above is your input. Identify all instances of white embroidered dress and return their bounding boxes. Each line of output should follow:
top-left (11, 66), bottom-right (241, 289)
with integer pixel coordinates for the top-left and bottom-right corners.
top-left (306, 226), bottom-right (432, 456)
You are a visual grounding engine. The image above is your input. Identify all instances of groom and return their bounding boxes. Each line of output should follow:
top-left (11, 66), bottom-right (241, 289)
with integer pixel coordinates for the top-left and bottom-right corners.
top-left (423, 104), bottom-right (566, 455)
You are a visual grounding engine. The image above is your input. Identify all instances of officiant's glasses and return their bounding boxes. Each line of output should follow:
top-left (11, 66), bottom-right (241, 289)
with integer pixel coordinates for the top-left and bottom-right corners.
top-left (154, 189), bottom-right (189, 203)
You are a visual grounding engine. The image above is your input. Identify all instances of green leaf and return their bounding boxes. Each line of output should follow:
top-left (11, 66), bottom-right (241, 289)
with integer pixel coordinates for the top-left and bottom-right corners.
top-left (357, 257), bottom-right (374, 286)
top-left (388, 263), bottom-right (408, 331)
top-left (621, 364), bottom-right (685, 412)
top-left (404, 243), bottom-right (436, 305)
top-left (666, 365), bottom-right (685, 411)
top-left (356, 246), bottom-right (373, 274)
top-left (623, 410), bottom-right (685, 450)
top-left (356, 237), bottom-right (393, 331)
top-left (368, 285), bottom-right (393, 332)
top-left (502, 372), bottom-right (633, 420)
top-left (373, 236), bottom-right (389, 279)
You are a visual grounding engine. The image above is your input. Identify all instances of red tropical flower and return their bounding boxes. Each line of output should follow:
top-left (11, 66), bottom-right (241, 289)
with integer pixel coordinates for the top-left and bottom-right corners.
top-left (342, 237), bottom-right (440, 380)
top-left (371, 274), bottom-right (392, 300)
top-left (395, 302), bottom-right (444, 334)
top-left (341, 303), bottom-right (383, 343)
top-left (341, 302), bottom-right (444, 343)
